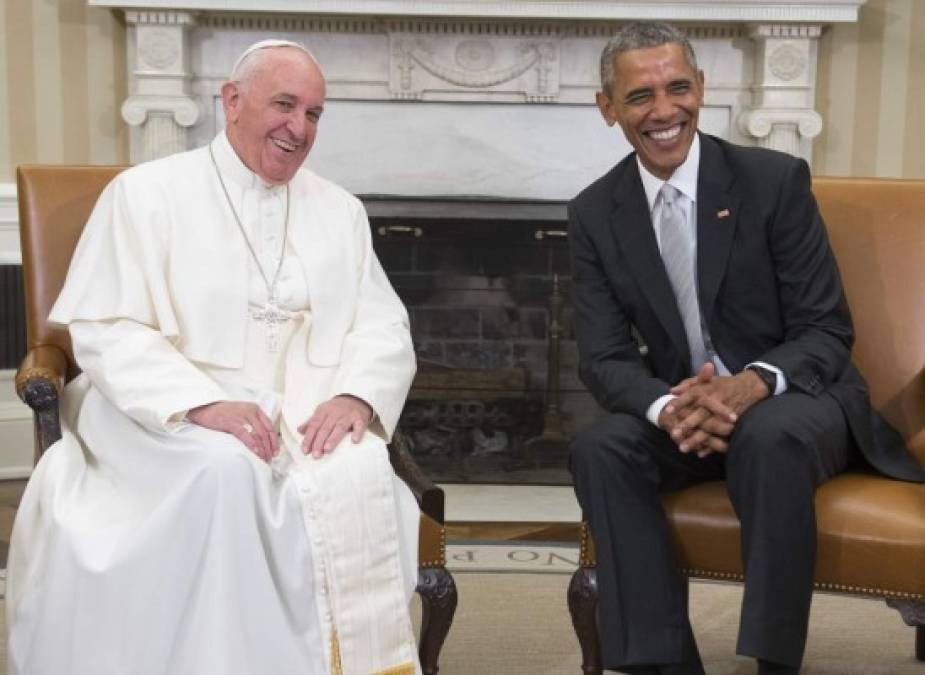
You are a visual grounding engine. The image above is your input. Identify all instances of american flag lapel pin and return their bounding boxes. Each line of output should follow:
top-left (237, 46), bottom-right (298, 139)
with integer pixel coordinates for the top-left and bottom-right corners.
top-left (717, 208), bottom-right (730, 219)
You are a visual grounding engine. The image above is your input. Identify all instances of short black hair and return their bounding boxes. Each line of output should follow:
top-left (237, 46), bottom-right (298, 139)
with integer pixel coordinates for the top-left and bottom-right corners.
top-left (600, 22), bottom-right (698, 96)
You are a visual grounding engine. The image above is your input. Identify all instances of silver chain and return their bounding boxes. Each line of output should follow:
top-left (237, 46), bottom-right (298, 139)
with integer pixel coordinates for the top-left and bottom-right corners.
top-left (208, 144), bottom-right (290, 302)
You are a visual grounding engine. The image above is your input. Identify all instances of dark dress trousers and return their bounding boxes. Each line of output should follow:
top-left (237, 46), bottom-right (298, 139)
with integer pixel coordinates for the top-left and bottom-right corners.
top-left (567, 133), bottom-right (924, 671)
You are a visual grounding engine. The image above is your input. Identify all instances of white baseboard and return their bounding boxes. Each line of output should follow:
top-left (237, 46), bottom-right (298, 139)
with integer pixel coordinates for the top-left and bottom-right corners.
top-left (0, 370), bottom-right (35, 479)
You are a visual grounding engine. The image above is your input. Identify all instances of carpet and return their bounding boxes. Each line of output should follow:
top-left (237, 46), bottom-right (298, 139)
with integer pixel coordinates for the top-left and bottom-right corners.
top-left (2, 550), bottom-right (921, 674)
top-left (429, 543), bottom-right (922, 674)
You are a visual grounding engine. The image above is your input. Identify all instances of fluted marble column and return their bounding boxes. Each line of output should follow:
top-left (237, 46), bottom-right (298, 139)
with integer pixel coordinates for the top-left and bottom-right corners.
top-left (738, 24), bottom-right (823, 162)
top-left (120, 10), bottom-right (200, 164)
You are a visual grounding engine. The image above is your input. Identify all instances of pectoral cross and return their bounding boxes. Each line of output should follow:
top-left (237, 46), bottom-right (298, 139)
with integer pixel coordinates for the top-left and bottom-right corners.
top-left (251, 292), bottom-right (292, 353)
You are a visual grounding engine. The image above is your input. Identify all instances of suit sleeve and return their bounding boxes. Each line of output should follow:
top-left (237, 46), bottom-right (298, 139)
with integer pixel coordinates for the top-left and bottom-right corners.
top-left (569, 202), bottom-right (672, 420)
top-left (753, 158), bottom-right (854, 395)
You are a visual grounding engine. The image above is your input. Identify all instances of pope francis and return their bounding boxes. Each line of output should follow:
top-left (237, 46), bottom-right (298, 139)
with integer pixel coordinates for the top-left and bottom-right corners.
top-left (6, 40), bottom-right (422, 675)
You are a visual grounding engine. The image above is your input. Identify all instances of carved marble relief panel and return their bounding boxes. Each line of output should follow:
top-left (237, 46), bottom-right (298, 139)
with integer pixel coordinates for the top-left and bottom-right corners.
top-left (389, 33), bottom-right (560, 102)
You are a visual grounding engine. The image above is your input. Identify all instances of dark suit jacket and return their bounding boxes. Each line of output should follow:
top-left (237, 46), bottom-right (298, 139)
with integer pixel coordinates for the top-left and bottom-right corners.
top-left (568, 132), bottom-right (923, 481)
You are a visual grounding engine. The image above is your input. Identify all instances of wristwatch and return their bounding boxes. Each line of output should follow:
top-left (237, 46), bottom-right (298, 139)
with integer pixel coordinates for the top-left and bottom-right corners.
top-left (746, 364), bottom-right (777, 395)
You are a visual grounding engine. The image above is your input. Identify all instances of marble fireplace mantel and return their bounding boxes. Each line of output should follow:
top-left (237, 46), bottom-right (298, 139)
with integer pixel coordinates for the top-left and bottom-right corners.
top-left (89, 0), bottom-right (866, 199)
top-left (89, 1), bottom-right (866, 22)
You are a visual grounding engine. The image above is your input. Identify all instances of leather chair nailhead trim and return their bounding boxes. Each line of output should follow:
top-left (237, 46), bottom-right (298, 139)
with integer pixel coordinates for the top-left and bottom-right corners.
top-left (578, 525), bottom-right (596, 567)
top-left (579, 533), bottom-right (925, 601)
top-left (580, 523), bottom-right (925, 601)
top-left (420, 528), bottom-right (447, 568)
top-left (679, 568), bottom-right (925, 601)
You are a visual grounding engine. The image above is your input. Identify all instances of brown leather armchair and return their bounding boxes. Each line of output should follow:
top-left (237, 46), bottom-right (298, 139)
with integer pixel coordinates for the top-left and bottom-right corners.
top-left (14, 164), bottom-right (456, 675)
top-left (568, 177), bottom-right (925, 673)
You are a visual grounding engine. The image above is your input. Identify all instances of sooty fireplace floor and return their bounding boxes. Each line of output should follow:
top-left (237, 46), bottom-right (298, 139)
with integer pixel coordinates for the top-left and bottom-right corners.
top-left (401, 361), bottom-right (572, 484)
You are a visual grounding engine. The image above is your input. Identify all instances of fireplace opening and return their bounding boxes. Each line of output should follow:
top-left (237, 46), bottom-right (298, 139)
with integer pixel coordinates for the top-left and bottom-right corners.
top-left (366, 196), bottom-right (604, 485)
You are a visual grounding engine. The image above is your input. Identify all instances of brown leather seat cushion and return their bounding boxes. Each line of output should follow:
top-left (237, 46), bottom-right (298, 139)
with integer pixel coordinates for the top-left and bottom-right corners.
top-left (665, 472), bottom-right (925, 598)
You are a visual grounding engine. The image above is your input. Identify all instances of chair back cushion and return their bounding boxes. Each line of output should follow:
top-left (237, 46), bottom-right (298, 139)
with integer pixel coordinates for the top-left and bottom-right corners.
top-left (813, 178), bottom-right (925, 466)
top-left (17, 165), bottom-right (126, 380)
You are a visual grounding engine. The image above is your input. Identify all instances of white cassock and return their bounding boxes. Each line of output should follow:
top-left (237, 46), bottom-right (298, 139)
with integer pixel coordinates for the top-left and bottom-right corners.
top-left (6, 133), bottom-right (421, 675)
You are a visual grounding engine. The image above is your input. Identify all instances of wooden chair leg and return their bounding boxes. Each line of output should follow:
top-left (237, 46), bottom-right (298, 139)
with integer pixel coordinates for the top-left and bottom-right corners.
top-left (416, 566), bottom-right (457, 675)
top-left (886, 599), bottom-right (925, 661)
top-left (568, 566), bottom-right (602, 675)
top-left (918, 625), bottom-right (924, 662)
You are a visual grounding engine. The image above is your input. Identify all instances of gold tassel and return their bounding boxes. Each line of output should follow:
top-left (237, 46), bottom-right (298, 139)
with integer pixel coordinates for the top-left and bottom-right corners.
top-left (330, 629), bottom-right (343, 675)
top-left (372, 663), bottom-right (415, 675)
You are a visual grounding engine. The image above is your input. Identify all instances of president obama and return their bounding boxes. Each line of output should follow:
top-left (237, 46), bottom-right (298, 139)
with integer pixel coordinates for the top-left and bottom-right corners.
top-left (568, 21), bottom-right (924, 674)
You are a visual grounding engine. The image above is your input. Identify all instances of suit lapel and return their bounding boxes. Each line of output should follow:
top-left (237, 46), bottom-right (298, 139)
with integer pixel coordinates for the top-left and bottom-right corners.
top-left (609, 161), bottom-right (691, 369)
top-left (696, 135), bottom-right (740, 326)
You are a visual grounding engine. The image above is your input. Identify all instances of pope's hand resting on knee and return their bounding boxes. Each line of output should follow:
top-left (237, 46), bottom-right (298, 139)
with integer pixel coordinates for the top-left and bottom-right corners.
top-left (298, 394), bottom-right (374, 458)
top-left (187, 400), bottom-right (280, 462)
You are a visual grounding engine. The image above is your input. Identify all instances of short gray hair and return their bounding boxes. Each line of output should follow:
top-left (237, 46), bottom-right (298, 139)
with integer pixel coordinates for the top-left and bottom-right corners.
top-left (230, 39), bottom-right (319, 87)
top-left (600, 22), bottom-right (698, 95)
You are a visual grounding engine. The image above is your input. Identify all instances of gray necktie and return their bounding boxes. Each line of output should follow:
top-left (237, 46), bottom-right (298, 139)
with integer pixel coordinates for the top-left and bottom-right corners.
top-left (658, 184), bottom-right (708, 373)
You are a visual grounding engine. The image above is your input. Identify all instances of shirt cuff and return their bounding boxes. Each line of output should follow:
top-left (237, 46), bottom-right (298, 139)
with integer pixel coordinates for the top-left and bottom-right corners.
top-left (646, 394), bottom-right (677, 427)
top-left (746, 361), bottom-right (788, 396)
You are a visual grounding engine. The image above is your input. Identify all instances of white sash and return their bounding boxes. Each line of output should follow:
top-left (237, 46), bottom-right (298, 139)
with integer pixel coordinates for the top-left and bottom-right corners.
top-left (281, 427), bottom-right (420, 675)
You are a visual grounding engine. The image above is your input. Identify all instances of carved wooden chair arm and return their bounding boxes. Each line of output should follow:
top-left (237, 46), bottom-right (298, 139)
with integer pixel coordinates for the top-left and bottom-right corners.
top-left (15, 344), bottom-right (68, 454)
top-left (15, 344), bottom-right (67, 399)
top-left (388, 428), bottom-right (445, 524)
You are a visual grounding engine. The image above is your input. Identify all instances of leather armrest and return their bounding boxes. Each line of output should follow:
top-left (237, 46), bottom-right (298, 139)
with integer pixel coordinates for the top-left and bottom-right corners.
top-left (388, 428), bottom-right (445, 524)
top-left (15, 344), bottom-right (68, 455)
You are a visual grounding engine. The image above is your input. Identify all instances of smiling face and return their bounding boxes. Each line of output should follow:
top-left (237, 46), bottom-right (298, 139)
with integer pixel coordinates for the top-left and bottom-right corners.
top-left (596, 41), bottom-right (703, 180)
top-left (221, 47), bottom-right (326, 185)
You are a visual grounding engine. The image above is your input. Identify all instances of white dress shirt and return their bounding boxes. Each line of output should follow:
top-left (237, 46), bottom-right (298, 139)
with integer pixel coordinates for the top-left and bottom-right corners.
top-left (637, 135), bottom-right (787, 426)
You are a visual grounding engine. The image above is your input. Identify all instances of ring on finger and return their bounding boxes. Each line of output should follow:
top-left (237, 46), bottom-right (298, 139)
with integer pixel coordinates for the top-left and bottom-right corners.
top-left (242, 422), bottom-right (255, 434)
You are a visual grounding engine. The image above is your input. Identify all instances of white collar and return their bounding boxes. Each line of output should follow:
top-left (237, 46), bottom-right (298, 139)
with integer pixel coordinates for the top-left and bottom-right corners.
top-left (636, 132), bottom-right (700, 212)
top-left (210, 131), bottom-right (286, 194)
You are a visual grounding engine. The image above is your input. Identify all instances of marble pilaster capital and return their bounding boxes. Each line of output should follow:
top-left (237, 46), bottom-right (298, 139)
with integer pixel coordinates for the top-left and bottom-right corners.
top-left (737, 107), bottom-right (823, 140)
top-left (121, 95), bottom-right (201, 128)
